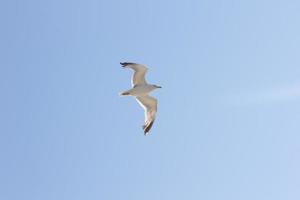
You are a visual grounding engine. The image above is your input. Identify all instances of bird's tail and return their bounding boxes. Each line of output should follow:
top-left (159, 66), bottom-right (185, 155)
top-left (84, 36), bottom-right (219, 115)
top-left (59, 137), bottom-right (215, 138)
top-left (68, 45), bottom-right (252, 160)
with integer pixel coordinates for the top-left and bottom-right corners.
top-left (119, 91), bottom-right (130, 96)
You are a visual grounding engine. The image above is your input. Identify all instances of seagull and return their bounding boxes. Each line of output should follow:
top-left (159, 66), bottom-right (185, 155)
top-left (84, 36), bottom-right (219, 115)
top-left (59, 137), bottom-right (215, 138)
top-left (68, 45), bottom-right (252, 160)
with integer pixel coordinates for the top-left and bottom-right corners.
top-left (120, 62), bottom-right (162, 135)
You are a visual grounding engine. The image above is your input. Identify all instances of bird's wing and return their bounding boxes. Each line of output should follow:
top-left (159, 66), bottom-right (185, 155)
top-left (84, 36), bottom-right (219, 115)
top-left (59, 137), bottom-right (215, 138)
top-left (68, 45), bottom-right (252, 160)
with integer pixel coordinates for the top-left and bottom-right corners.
top-left (136, 95), bottom-right (157, 135)
top-left (120, 62), bottom-right (148, 87)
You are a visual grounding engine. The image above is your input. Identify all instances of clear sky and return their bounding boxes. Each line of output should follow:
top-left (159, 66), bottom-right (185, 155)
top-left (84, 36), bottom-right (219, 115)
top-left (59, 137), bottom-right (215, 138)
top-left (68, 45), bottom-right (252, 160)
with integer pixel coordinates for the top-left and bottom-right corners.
top-left (1, 0), bottom-right (300, 199)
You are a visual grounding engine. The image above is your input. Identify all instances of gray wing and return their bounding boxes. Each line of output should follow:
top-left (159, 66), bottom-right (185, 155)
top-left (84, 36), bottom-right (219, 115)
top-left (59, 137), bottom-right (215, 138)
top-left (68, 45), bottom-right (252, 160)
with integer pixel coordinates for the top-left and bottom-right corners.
top-left (120, 62), bottom-right (148, 87)
top-left (135, 95), bottom-right (157, 135)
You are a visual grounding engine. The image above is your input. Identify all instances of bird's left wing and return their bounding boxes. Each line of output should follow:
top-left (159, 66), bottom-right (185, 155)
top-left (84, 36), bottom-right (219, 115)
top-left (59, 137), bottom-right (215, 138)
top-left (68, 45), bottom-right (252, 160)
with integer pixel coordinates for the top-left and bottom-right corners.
top-left (136, 95), bottom-right (157, 135)
top-left (120, 62), bottom-right (148, 87)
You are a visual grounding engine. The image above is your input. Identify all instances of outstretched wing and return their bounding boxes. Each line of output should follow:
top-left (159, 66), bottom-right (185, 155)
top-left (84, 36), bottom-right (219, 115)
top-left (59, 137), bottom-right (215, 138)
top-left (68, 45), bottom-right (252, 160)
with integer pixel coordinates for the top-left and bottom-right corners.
top-left (120, 62), bottom-right (148, 87)
top-left (135, 95), bottom-right (157, 135)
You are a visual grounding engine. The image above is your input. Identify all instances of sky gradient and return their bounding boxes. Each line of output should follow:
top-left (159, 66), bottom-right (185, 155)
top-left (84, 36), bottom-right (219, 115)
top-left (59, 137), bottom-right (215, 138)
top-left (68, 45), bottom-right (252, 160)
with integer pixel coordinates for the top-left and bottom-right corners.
top-left (1, 0), bottom-right (300, 199)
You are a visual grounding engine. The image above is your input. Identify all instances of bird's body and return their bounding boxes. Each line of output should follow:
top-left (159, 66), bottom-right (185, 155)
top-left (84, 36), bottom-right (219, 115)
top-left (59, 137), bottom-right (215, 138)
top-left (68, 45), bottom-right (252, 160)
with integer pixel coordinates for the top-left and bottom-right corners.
top-left (120, 62), bottom-right (161, 135)
top-left (120, 85), bottom-right (158, 96)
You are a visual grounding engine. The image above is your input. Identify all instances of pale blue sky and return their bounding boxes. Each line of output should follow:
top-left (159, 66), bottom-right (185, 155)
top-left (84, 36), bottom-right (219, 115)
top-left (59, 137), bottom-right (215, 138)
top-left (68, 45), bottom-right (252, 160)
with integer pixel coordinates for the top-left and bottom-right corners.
top-left (1, 0), bottom-right (300, 200)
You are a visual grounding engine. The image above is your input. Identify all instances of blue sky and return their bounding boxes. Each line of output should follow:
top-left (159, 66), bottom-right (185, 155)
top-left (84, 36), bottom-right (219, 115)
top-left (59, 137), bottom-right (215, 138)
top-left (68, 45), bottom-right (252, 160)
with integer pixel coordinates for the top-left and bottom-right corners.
top-left (1, 0), bottom-right (300, 199)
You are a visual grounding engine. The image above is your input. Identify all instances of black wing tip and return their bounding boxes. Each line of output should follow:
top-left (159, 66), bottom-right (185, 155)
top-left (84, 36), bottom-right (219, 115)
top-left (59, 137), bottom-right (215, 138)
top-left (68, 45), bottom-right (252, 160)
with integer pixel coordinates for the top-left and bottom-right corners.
top-left (120, 62), bottom-right (136, 66)
top-left (143, 120), bottom-right (155, 135)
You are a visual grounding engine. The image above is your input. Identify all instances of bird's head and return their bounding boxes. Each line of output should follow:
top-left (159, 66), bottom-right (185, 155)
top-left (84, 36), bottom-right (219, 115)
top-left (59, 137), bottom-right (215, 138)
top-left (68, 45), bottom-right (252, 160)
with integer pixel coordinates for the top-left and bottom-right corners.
top-left (153, 84), bottom-right (162, 89)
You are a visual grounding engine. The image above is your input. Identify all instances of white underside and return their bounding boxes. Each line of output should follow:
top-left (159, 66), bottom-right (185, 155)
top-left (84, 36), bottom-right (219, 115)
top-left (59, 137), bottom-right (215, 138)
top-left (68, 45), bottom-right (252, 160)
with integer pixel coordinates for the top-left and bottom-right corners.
top-left (124, 85), bottom-right (156, 97)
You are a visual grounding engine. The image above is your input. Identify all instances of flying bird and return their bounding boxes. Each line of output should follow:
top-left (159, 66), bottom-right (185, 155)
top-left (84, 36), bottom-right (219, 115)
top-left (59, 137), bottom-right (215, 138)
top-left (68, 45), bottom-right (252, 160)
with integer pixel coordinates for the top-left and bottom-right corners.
top-left (120, 62), bottom-right (161, 135)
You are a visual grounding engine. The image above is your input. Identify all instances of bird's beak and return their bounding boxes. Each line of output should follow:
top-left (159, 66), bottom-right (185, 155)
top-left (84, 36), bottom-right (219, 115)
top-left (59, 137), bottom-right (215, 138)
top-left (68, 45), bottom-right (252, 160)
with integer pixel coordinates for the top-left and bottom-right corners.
top-left (157, 86), bottom-right (162, 88)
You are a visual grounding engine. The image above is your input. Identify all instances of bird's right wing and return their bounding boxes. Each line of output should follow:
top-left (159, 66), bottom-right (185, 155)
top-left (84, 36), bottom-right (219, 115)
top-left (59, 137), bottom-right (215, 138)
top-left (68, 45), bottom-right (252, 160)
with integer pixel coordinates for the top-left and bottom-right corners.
top-left (120, 62), bottom-right (148, 87)
top-left (136, 95), bottom-right (157, 135)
